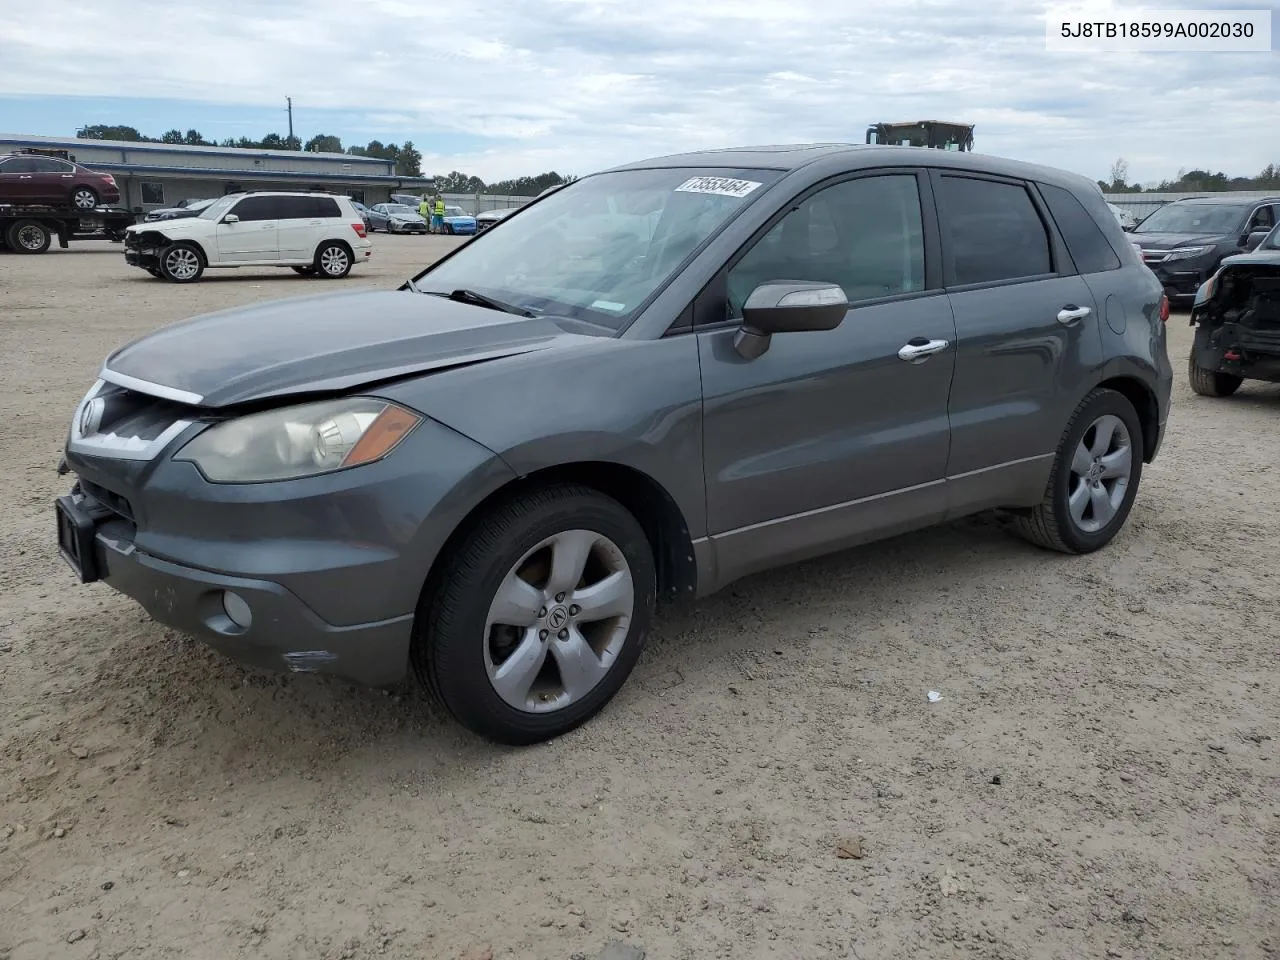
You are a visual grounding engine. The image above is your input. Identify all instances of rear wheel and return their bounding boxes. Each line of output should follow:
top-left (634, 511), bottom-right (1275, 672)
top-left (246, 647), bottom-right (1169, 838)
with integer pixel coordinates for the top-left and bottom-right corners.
top-left (414, 485), bottom-right (656, 745)
top-left (1012, 388), bottom-right (1144, 554)
top-left (314, 241), bottom-right (352, 278)
top-left (1188, 352), bottom-right (1243, 397)
top-left (6, 219), bottom-right (52, 254)
top-left (159, 242), bottom-right (205, 282)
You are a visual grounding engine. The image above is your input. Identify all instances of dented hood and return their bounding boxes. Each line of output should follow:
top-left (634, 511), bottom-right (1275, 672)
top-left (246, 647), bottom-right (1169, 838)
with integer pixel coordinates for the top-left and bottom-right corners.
top-left (102, 289), bottom-right (570, 407)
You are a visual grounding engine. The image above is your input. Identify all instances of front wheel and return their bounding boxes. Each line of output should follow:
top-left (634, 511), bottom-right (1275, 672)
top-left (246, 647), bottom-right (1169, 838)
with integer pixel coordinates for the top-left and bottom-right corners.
top-left (159, 242), bottom-right (205, 282)
top-left (6, 219), bottom-right (52, 254)
top-left (414, 485), bottom-right (657, 745)
top-left (1188, 353), bottom-right (1243, 397)
top-left (314, 241), bottom-right (352, 278)
top-left (1012, 388), bottom-right (1144, 554)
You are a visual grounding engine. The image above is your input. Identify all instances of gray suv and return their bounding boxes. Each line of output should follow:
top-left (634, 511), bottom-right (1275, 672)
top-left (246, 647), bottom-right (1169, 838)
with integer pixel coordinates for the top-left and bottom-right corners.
top-left (55, 145), bottom-right (1173, 744)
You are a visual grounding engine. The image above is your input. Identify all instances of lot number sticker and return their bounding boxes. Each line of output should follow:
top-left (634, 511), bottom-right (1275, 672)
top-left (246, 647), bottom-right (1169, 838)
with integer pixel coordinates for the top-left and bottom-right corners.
top-left (674, 176), bottom-right (763, 199)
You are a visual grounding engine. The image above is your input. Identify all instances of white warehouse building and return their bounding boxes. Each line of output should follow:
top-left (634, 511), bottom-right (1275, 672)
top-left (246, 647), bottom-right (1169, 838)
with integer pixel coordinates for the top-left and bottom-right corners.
top-left (0, 134), bottom-right (436, 213)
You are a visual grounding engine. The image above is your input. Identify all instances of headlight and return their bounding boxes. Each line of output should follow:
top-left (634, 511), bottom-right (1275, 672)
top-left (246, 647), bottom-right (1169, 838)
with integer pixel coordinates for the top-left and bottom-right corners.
top-left (175, 398), bottom-right (422, 482)
top-left (1164, 245), bottom-right (1213, 261)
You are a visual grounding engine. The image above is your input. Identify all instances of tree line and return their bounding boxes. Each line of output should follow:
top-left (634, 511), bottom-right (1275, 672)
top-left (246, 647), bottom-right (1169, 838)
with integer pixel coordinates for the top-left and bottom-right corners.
top-left (1102, 157), bottom-right (1280, 194)
top-left (73, 124), bottom-right (574, 196)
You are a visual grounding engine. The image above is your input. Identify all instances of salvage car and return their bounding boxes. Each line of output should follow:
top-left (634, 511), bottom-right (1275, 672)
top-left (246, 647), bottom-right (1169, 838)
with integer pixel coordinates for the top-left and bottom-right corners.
top-left (475, 207), bottom-right (516, 232)
top-left (1187, 222), bottom-right (1280, 396)
top-left (122, 191), bottom-right (372, 282)
top-left (0, 152), bottom-right (120, 209)
top-left (1130, 195), bottom-right (1278, 304)
top-left (440, 205), bottom-right (478, 235)
top-left (368, 202), bottom-right (428, 234)
top-left (56, 144), bottom-right (1171, 744)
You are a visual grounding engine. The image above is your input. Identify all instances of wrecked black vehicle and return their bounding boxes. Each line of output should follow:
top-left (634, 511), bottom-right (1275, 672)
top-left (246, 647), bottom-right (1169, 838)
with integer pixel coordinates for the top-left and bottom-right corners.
top-left (1188, 224), bottom-right (1280, 396)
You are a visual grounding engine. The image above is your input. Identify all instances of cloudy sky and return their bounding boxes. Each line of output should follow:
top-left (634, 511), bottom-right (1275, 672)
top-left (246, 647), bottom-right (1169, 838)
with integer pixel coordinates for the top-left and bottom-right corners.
top-left (0, 0), bottom-right (1275, 184)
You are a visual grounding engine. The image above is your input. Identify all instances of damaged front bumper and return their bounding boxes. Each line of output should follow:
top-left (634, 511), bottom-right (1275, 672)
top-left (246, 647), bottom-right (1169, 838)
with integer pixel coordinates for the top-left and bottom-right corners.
top-left (123, 234), bottom-right (163, 270)
top-left (55, 483), bottom-right (413, 684)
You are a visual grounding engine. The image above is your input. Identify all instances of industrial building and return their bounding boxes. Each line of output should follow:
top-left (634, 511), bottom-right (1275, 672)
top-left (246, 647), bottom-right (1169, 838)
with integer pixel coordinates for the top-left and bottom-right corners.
top-left (0, 134), bottom-right (436, 213)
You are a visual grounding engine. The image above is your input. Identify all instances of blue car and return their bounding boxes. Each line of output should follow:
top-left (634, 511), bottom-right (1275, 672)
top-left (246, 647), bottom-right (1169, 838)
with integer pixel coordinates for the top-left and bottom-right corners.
top-left (441, 205), bottom-right (477, 235)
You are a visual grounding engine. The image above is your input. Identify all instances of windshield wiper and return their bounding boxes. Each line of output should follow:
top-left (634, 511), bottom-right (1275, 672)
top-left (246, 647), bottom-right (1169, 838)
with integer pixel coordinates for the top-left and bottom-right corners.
top-left (426, 288), bottom-right (535, 317)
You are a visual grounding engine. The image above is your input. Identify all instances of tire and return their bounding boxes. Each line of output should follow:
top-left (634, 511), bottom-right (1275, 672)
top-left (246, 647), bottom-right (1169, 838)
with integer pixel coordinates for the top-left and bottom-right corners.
top-left (1188, 352), bottom-right (1243, 397)
top-left (414, 484), bottom-right (657, 745)
top-left (159, 241), bottom-right (205, 283)
top-left (292, 265), bottom-right (317, 276)
top-left (6, 219), bottom-right (52, 254)
top-left (445, 224), bottom-right (455, 235)
top-left (1012, 388), bottom-right (1144, 555)
top-left (314, 241), bottom-right (352, 279)
top-left (71, 186), bottom-right (99, 210)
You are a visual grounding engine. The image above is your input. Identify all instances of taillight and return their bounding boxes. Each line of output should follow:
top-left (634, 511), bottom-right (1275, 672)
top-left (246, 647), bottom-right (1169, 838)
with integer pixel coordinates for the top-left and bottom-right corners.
top-left (1159, 295), bottom-right (1170, 323)
top-left (351, 222), bottom-right (367, 238)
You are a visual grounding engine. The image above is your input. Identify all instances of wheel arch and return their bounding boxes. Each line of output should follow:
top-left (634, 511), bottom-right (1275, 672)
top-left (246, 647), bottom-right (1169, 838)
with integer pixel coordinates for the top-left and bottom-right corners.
top-left (315, 236), bottom-right (354, 258)
top-left (417, 460), bottom-right (698, 620)
top-left (1094, 375), bottom-right (1160, 463)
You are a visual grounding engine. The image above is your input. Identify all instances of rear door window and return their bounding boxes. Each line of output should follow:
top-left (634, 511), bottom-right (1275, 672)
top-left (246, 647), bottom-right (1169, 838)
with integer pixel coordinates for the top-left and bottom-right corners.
top-left (1039, 183), bottom-right (1121, 274)
top-left (274, 196), bottom-right (315, 220)
top-left (937, 176), bottom-right (1053, 285)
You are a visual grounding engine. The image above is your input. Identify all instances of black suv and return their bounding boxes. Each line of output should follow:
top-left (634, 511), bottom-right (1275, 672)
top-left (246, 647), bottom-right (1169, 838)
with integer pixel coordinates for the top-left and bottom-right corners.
top-left (1130, 195), bottom-right (1279, 303)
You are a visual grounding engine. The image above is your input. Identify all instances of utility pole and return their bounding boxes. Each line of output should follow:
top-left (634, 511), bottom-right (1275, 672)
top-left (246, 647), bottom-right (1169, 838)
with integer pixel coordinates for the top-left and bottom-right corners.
top-left (286, 97), bottom-right (294, 143)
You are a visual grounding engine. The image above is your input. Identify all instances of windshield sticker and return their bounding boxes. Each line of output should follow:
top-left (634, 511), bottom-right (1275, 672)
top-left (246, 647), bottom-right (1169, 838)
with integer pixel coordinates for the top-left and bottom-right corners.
top-left (590, 299), bottom-right (628, 312)
top-left (674, 176), bottom-right (763, 199)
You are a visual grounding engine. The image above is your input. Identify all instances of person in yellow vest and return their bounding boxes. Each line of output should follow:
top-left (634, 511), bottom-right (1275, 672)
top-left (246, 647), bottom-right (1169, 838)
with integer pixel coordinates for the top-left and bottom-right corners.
top-left (432, 197), bottom-right (446, 234)
top-left (417, 196), bottom-right (430, 223)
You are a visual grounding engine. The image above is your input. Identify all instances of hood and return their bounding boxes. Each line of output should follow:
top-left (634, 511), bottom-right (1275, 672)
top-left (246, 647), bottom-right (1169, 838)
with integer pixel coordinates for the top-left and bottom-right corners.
top-left (1218, 249), bottom-right (1280, 269)
top-left (445, 214), bottom-right (476, 223)
top-left (101, 290), bottom-right (579, 408)
top-left (127, 217), bottom-right (204, 234)
top-left (1128, 231), bottom-right (1227, 249)
top-left (389, 212), bottom-right (426, 222)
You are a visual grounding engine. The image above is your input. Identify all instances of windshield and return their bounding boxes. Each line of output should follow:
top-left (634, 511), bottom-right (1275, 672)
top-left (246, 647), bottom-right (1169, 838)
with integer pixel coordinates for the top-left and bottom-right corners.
top-left (1134, 202), bottom-right (1249, 235)
top-left (199, 196), bottom-right (240, 220)
top-left (412, 166), bottom-right (781, 331)
top-left (386, 204), bottom-right (418, 216)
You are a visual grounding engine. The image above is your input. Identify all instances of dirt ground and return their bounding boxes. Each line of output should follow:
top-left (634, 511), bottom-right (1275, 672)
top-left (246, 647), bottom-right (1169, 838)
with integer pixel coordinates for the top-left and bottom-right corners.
top-left (1, 236), bottom-right (1277, 960)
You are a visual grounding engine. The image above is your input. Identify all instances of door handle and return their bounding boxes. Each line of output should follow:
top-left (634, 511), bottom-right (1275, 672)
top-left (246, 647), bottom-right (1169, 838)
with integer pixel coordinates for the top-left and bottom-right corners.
top-left (18, 175), bottom-right (31, 179)
top-left (1057, 305), bottom-right (1091, 325)
top-left (898, 338), bottom-right (950, 362)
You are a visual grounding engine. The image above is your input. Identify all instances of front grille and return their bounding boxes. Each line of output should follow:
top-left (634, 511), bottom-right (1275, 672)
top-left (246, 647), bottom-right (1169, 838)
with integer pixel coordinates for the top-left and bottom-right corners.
top-left (80, 478), bottom-right (134, 522)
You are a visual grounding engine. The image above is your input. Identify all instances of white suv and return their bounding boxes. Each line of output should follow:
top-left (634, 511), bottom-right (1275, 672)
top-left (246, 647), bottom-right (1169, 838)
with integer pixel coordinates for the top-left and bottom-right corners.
top-left (123, 191), bottom-right (373, 283)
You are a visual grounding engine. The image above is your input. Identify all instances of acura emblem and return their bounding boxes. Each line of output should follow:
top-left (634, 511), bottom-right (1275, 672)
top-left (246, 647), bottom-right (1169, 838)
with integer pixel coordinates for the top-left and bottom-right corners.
top-left (79, 397), bottom-right (105, 436)
top-left (546, 606), bottom-right (570, 630)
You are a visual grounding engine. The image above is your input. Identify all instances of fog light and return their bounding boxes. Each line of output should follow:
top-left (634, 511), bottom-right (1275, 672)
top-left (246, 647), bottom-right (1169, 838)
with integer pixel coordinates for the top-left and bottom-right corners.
top-left (222, 591), bottom-right (252, 629)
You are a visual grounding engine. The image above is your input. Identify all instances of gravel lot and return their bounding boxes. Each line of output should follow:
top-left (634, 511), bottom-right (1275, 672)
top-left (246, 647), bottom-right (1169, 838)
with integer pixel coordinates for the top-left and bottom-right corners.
top-left (1, 235), bottom-right (1277, 960)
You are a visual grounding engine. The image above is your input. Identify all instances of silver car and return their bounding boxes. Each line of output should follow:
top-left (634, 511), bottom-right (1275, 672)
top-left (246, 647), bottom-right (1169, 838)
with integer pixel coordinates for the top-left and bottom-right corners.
top-left (56, 144), bottom-right (1172, 744)
top-left (367, 202), bottom-right (428, 234)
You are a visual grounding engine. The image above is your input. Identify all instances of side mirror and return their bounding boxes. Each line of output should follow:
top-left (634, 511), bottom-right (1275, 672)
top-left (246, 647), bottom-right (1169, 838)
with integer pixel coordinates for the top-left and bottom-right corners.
top-left (1244, 230), bottom-right (1269, 251)
top-left (222, 214), bottom-right (239, 224)
top-left (734, 281), bottom-right (849, 360)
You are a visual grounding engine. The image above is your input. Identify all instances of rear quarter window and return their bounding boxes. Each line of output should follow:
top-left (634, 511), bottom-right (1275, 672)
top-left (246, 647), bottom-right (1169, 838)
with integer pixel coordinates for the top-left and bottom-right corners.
top-left (313, 197), bottom-right (342, 218)
top-left (1039, 183), bottom-right (1121, 274)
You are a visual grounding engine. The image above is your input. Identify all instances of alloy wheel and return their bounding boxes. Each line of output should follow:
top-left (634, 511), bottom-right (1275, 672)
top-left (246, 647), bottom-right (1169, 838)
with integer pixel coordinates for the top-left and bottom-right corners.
top-left (483, 529), bottom-right (635, 713)
top-left (320, 246), bottom-right (349, 276)
top-left (164, 247), bottom-right (201, 280)
top-left (1067, 414), bottom-right (1132, 533)
top-left (72, 188), bottom-right (96, 209)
